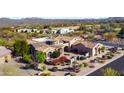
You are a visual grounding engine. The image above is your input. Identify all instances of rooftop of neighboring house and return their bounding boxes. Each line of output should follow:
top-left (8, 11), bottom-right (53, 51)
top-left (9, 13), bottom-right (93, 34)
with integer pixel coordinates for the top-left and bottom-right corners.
top-left (30, 43), bottom-right (51, 52)
top-left (32, 37), bottom-right (53, 43)
top-left (0, 46), bottom-right (11, 57)
top-left (30, 42), bottom-right (64, 52)
top-left (73, 40), bottom-right (102, 49)
top-left (53, 26), bottom-right (79, 30)
top-left (27, 37), bottom-right (53, 44)
top-left (53, 35), bottom-right (82, 42)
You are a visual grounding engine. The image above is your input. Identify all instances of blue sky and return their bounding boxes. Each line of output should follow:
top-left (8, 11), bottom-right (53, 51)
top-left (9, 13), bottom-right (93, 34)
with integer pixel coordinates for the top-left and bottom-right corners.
top-left (0, 0), bottom-right (124, 19)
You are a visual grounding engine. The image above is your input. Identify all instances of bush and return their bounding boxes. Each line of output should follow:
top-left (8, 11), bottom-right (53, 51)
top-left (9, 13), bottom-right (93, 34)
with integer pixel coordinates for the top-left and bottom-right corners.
top-left (65, 61), bottom-right (71, 65)
top-left (101, 46), bottom-right (105, 52)
top-left (102, 67), bottom-right (119, 76)
top-left (79, 64), bottom-right (83, 68)
top-left (99, 60), bottom-right (105, 63)
top-left (77, 56), bottom-right (80, 60)
top-left (50, 50), bottom-right (61, 58)
top-left (107, 56), bottom-right (112, 59)
top-left (40, 72), bottom-right (52, 76)
top-left (40, 65), bottom-right (47, 71)
top-left (80, 56), bottom-right (86, 60)
top-left (83, 63), bottom-right (88, 67)
top-left (36, 51), bottom-right (46, 63)
top-left (22, 54), bottom-right (31, 63)
top-left (13, 39), bottom-right (29, 56)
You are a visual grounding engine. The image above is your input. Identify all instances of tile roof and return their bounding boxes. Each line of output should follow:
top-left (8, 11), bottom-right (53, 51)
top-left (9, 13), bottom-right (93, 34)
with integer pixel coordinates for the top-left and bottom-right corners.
top-left (31, 42), bottom-right (64, 52)
top-left (73, 40), bottom-right (98, 48)
top-left (53, 35), bottom-right (81, 42)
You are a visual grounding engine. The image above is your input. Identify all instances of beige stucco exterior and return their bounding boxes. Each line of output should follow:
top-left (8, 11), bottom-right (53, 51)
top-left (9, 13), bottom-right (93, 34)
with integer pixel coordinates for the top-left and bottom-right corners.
top-left (92, 43), bottom-right (104, 56)
top-left (0, 54), bottom-right (11, 63)
top-left (0, 46), bottom-right (12, 63)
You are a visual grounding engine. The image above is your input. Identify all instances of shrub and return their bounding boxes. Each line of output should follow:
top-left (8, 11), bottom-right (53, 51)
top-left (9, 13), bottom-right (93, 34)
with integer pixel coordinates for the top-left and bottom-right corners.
top-left (50, 50), bottom-right (61, 58)
top-left (77, 56), bottom-right (80, 60)
top-left (83, 63), bottom-right (88, 67)
top-left (80, 56), bottom-right (86, 60)
top-left (36, 51), bottom-right (46, 63)
top-left (101, 46), bottom-right (105, 52)
top-left (102, 67), bottom-right (120, 76)
top-left (79, 64), bottom-right (83, 68)
top-left (39, 65), bottom-right (47, 71)
top-left (40, 72), bottom-right (52, 76)
top-left (65, 61), bottom-right (71, 65)
top-left (13, 39), bottom-right (29, 56)
top-left (22, 54), bottom-right (31, 63)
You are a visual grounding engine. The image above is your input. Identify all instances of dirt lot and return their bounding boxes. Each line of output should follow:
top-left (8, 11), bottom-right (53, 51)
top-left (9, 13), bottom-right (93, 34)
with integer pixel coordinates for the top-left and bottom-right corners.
top-left (0, 60), bottom-right (38, 76)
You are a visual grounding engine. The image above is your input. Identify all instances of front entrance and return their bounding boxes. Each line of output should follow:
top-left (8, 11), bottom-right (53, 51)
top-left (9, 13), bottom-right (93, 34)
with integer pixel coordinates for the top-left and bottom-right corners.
top-left (5, 56), bottom-right (8, 63)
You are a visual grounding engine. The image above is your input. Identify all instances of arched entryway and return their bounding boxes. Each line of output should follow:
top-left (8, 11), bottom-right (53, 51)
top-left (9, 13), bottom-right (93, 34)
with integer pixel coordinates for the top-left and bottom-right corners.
top-left (5, 56), bottom-right (8, 63)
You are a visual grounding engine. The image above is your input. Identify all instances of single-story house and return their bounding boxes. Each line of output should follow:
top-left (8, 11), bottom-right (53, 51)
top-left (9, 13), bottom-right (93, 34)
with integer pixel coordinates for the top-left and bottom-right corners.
top-left (52, 28), bottom-right (74, 34)
top-left (64, 41), bottom-right (104, 57)
top-left (16, 28), bottom-right (40, 33)
top-left (30, 42), bottom-right (64, 60)
top-left (0, 46), bottom-right (12, 63)
top-left (32, 37), bottom-right (54, 44)
top-left (53, 36), bottom-right (82, 46)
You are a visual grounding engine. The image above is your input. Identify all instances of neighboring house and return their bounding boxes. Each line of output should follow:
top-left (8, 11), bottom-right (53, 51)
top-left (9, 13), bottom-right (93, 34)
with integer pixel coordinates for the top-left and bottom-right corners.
top-left (16, 29), bottom-right (40, 33)
top-left (30, 42), bottom-right (64, 60)
top-left (94, 35), bottom-right (103, 40)
top-left (53, 36), bottom-right (82, 46)
top-left (52, 28), bottom-right (74, 34)
top-left (30, 43), bottom-right (55, 60)
top-left (32, 37), bottom-right (54, 44)
top-left (0, 46), bottom-right (12, 63)
top-left (64, 41), bottom-right (104, 57)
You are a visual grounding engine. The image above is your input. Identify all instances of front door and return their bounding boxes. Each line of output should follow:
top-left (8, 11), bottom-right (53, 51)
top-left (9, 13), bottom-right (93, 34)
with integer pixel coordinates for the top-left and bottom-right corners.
top-left (5, 56), bottom-right (8, 63)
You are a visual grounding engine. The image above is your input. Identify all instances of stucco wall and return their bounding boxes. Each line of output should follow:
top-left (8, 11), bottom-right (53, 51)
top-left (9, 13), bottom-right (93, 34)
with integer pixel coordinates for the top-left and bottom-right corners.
top-left (0, 54), bottom-right (11, 63)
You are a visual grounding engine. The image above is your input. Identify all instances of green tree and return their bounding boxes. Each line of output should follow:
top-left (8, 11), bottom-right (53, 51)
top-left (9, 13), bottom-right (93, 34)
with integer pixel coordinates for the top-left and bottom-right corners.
top-left (13, 39), bottom-right (29, 56)
top-left (103, 32), bottom-right (116, 41)
top-left (36, 51), bottom-right (46, 63)
top-left (22, 54), bottom-right (31, 63)
top-left (118, 27), bottom-right (124, 37)
top-left (50, 50), bottom-right (61, 58)
top-left (78, 24), bottom-right (85, 31)
top-left (0, 38), bottom-right (6, 46)
top-left (102, 67), bottom-right (119, 76)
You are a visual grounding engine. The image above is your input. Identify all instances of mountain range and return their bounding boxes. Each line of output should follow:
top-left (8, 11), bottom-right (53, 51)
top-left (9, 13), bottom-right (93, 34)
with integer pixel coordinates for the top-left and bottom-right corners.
top-left (0, 17), bottom-right (124, 27)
